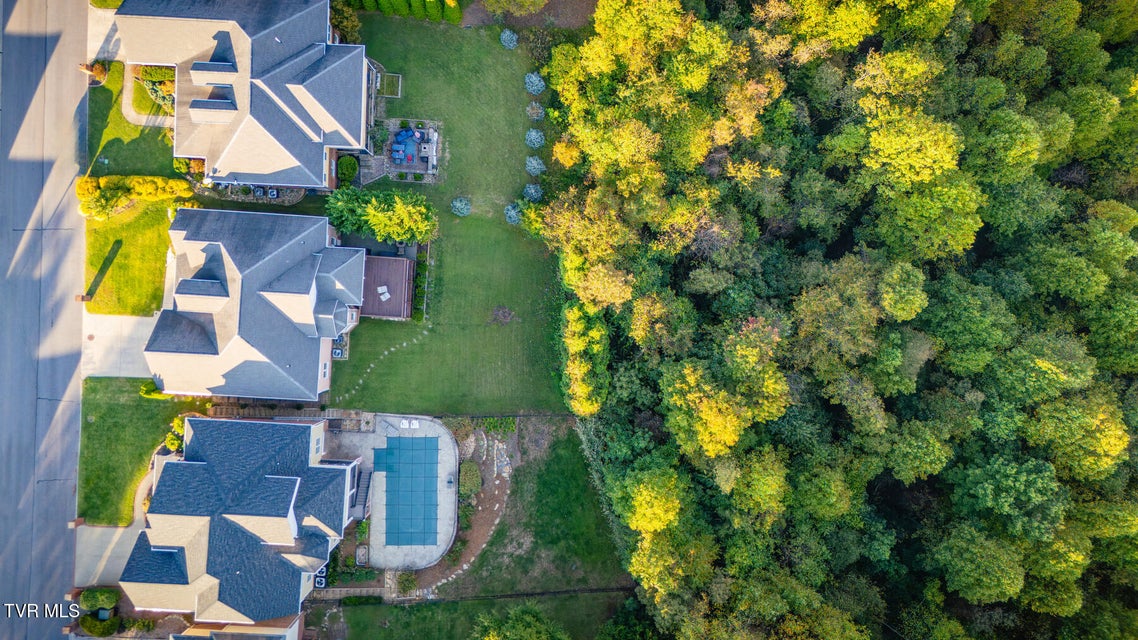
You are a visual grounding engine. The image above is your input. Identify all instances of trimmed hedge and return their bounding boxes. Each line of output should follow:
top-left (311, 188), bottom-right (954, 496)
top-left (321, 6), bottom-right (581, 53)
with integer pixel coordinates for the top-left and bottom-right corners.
top-left (79, 588), bottom-right (121, 611)
top-left (137, 65), bottom-right (174, 82)
top-left (391, 0), bottom-right (410, 16)
top-left (451, 197), bottom-right (472, 217)
top-left (410, 0), bottom-right (426, 18)
top-left (78, 615), bottom-right (120, 637)
top-left (443, 0), bottom-right (462, 23)
top-left (459, 460), bottom-right (482, 499)
top-left (376, 0), bottom-right (393, 11)
top-left (337, 155), bottom-right (359, 183)
top-left (525, 129), bottom-right (546, 149)
top-left (500, 28), bottom-right (519, 50)
top-left (425, 0), bottom-right (442, 20)
top-left (524, 72), bottom-right (546, 95)
top-left (364, 0), bottom-right (379, 9)
top-left (76, 175), bottom-right (193, 220)
top-left (342, 595), bottom-right (385, 606)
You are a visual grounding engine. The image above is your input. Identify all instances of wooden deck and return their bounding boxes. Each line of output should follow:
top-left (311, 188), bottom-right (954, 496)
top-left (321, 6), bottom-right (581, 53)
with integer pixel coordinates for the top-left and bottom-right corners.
top-left (362, 255), bottom-right (415, 319)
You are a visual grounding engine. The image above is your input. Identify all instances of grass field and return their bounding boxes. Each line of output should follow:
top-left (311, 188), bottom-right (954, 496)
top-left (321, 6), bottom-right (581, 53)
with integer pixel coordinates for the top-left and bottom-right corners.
top-left (78, 378), bottom-right (207, 526)
top-left (339, 593), bottom-right (626, 640)
top-left (333, 18), bottom-right (563, 415)
top-left (441, 430), bottom-right (631, 598)
top-left (87, 61), bottom-right (176, 178)
top-left (85, 199), bottom-right (172, 316)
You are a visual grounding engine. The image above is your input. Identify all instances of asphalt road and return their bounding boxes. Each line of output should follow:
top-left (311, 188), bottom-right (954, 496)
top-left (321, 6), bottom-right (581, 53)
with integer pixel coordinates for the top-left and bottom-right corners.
top-left (0, 0), bottom-right (87, 638)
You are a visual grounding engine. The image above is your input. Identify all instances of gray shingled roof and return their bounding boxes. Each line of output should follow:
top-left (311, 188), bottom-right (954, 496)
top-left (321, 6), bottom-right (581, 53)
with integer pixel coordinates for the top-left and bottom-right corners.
top-left (115, 0), bottom-right (370, 188)
top-left (144, 209), bottom-right (365, 401)
top-left (124, 419), bottom-right (350, 623)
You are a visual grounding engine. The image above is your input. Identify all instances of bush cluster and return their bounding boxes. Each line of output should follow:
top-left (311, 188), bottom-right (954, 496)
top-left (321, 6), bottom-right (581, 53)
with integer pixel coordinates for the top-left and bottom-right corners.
top-left (459, 503), bottom-right (475, 530)
top-left (500, 28), bottom-right (519, 49)
top-left (397, 571), bottom-right (418, 595)
top-left (525, 155), bottom-right (546, 176)
top-left (450, 196), bottom-right (472, 217)
top-left (79, 588), bottom-right (121, 611)
top-left (370, 0), bottom-right (459, 22)
top-left (478, 416), bottom-right (516, 433)
top-left (76, 176), bottom-right (192, 220)
top-left (444, 538), bottom-right (468, 565)
top-left (337, 155), bottom-right (359, 184)
top-left (524, 72), bottom-right (546, 95)
top-left (137, 65), bottom-right (174, 82)
top-left (504, 202), bottom-right (523, 225)
top-left (458, 460), bottom-right (482, 499)
top-left (78, 615), bottom-right (119, 637)
top-left (356, 518), bottom-right (370, 542)
top-left (523, 183), bottom-right (544, 202)
top-left (525, 129), bottom-right (546, 149)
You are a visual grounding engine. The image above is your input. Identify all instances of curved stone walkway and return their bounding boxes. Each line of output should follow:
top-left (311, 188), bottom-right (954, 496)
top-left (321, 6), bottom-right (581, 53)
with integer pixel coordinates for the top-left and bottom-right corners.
top-left (120, 65), bottom-right (174, 128)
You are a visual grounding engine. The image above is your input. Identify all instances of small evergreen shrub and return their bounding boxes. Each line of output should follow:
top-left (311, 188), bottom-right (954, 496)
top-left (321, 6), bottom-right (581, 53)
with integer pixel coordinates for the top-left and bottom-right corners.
top-left (337, 155), bottom-right (359, 183)
top-left (525, 156), bottom-right (546, 176)
top-left (451, 197), bottom-right (472, 217)
top-left (505, 202), bottom-right (523, 224)
top-left (397, 171), bottom-right (407, 180)
top-left (523, 183), bottom-right (544, 202)
top-left (525, 129), bottom-right (546, 149)
top-left (363, 0), bottom-right (379, 8)
top-left (79, 588), bottom-right (121, 611)
top-left (138, 379), bottom-right (173, 400)
top-left (425, 0), bottom-right (442, 20)
top-left (445, 538), bottom-right (468, 564)
top-left (526, 100), bottom-right (545, 121)
top-left (173, 157), bottom-right (191, 174)
top-left (377, 0), bottom-right (394, 12)
top-left (524, 72), bottom-right (546, 95)
top-left (356, 519), bottom-right (370, 543)
top-left (413, 173), bottom-right (424, 181)
top-left (399, 119), bottom-right (410, 128)
top-left (459, 460), bottom-right (482, 499)
top-left (500, 28), bottom-right (519, 50)
top-left (459, 503), bottom-right (475, 530)
top-left (410, 0), bottom-right (426, 19)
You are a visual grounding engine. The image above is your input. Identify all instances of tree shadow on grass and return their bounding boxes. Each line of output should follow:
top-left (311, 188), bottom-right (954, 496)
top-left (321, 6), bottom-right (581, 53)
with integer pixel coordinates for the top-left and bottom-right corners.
top-left (86, 238), bottom-right (122, 299)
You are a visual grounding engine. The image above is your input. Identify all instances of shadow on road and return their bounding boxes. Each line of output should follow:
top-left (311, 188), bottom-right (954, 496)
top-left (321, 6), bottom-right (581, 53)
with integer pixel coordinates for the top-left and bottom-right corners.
top-left (86, 238), bottom-right (122, 299)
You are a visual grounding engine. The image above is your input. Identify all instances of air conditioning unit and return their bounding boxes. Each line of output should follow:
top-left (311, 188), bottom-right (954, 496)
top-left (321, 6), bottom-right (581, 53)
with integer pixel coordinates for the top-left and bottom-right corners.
top-left (315, 576), bottom-right (326, 589)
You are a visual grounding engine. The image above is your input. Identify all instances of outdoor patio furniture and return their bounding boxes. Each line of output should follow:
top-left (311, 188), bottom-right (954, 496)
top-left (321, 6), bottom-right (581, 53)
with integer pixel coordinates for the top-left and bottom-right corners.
top-left (410, 420), bottom-right (420, 429)
top-left (377, 285), bottom-right (389, 294)
top-left (400, 419), bottom-right (410, 429)
top-left (254, 187), bottom-right (264, 197)
top-left (379, 292), bottom-right (391, 302)
top-left (268, 189), bottom-right (278, 198)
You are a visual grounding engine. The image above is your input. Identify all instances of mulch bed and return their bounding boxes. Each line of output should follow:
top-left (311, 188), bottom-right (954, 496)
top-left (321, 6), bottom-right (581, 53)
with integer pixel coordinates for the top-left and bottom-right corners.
top-left (463, 0), bottom-right (597, 29)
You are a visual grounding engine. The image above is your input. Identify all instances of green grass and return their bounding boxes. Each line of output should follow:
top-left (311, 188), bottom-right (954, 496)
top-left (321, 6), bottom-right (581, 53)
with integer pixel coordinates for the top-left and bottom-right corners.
top-left (130, 76), bottom-right (167, 117)
top-left (90, 0), bottom-right (122, 7)
top-left (85, 199), bottom-right (173, 316)
top-left (333, 18), bottom-right (564, 415)
top-left (440, 431), bottom-right (630, 597)
top-left (87, 61), bottom-right (176, 178)
top-left (79, 378), bottom-right (206, 526)
top-left (342, 593), bottom-right (626, 640)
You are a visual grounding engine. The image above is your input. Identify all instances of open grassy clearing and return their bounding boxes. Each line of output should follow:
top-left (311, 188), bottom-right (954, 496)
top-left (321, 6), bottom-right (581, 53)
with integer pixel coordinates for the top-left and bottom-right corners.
top-left (440, 428), bottom-right (631, 598)
top-left (339, 592), bottom-right (627, 640)
top-left (333, 18), bottom-right (563, 415)
top-left (79, 378), bottom-right (207, 526)
top-left (86, 61), bottom-right (176, 178)
top-left (85, 199), bottom-right (172, 316)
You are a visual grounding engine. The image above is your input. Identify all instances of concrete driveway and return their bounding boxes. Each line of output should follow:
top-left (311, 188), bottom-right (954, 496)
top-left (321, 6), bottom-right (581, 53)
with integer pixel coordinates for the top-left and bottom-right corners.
top-left (81, 310), bottom-right (157, 379)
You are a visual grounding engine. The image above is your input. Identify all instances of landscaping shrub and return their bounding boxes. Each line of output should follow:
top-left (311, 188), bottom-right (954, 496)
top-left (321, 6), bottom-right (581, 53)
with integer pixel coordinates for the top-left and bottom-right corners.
top-left (78, 614), bottom-right (120, 637)
top-left (425, 0), bottom-right (442, 20)
top-left (505, 201), bottom-right (523, 224)
top-left (413, 173), bottom-right (424, 182)
top-left (451, 197), bottom-right (472, 217)
top-left (523, 183), bottom-right (544, 202)
top-left (173, 157), bottom-right (191, 174)
top-left (400, 119), bottom-right (410, 128)
top-left (397, 571), bottom-right (418, 595)
top-left (337, 155), bottom-right (359, 184)
top-left (397, 171), bottom-right (407, 180)
top-left (121, 618), bottom-right (156, 632)
top-left (365, 0), bottom-right (381, 9)
top-left (356, 518), bottom-right (370, 543)
top-left (347, 0), bottom-right (364, 7)
top-left (479, 416), bottom-right (516, 434)
top-left (459, 503), bottom-right (474, 530)
top-left (443, 0), bottom-right (462, 23)
top-left (459, 460), bottom-right (483, 499)
top-left (138, 379), bottom-right (174, 400)
top-left (500, 28), bottom-right (519, 50)
top-left (391, 0), bottom-right (410, 16)
top-left (164, 431), bottom-right (183, 453)
top-left (189, 158), bottom-right (205, 175)
top-left (410, 0), bottom-right (426, 18)
top-left (525, 155), bottom-right (546, 176)
top-left (526, 100), bottom-right (545, 121)
top-left (137, 65), bottom-right (174, 82)
top-left (524, 72), bottom-right (546, 95)
top-left (90, 62), bottom-right (108, 83)
top-left (79, 588), bottom-right (121, 611)
top-left (525, 128), bottom-right (546, 149)
top-left (326, 186), bottom-right (439, 243)
top-left (444, 538), bottom-right (468, 565)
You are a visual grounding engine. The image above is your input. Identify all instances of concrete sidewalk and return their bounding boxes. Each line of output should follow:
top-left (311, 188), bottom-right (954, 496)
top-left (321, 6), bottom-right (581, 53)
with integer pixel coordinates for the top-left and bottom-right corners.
top-left (81, 310), bottom-right (157, 379)
top-left (87, 6), bottom-right (120, 62)
top-left (74, 469), bottom-right (151, 587)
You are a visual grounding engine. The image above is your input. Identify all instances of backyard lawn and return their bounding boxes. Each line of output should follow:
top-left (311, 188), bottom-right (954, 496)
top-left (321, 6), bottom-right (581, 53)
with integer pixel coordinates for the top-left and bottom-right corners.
top-left (340, 593), bottom-right (627, 640)
top-left (85, 199), bottom-right (172, 316)
top-left (333, 18), bottom-right (563, 415)
top-left (440, 428), bottom-right (632, 598)
top-left (78, 378), bottom-right (207, 526)
top-left (87, 61), bottom-right (176, 178)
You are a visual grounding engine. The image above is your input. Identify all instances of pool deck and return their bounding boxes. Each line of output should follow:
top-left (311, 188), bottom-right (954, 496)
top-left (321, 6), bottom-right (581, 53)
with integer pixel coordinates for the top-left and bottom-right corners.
top-left (326, 414), bottom-right (458, 570)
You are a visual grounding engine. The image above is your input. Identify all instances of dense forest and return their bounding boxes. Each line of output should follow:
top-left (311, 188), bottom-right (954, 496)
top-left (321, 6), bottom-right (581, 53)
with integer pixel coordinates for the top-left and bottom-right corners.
top-left (524, 0), bottom-right (1138, 637)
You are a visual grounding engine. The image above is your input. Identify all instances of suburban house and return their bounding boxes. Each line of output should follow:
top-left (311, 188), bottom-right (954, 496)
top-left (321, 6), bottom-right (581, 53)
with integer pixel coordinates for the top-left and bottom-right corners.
top-left (144, 208), bottom-right (365, 401)
top-left (114, 0), bottom-right (378, 189)
top-left (120, 418), bottom-right (361, 631)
